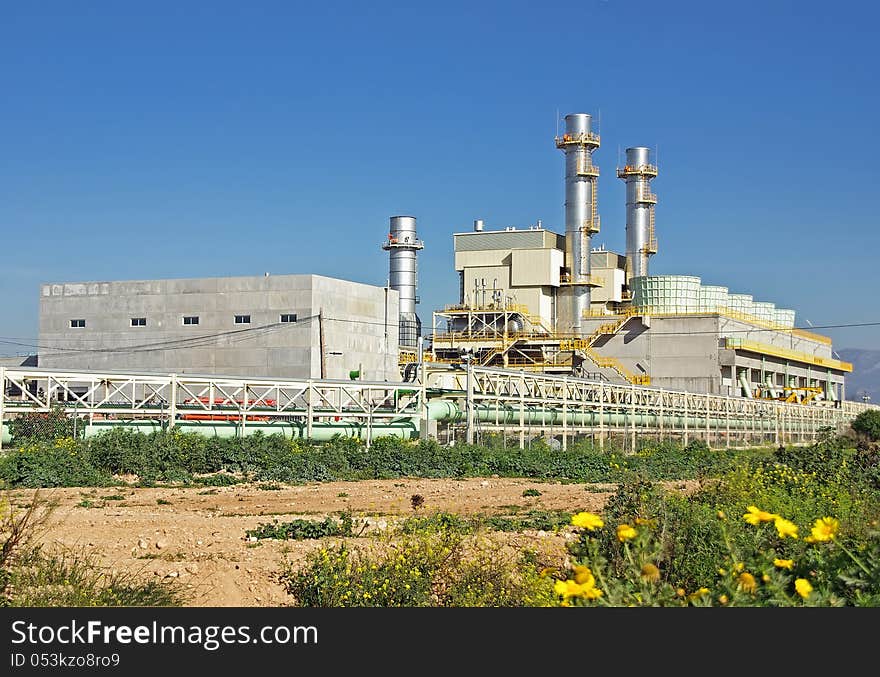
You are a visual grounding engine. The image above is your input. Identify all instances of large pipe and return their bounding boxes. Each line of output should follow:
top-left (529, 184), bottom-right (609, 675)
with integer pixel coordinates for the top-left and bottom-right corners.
top-left (83, 419), bottom-right (419, 441)
top-left (557, 114), bottom-right (600, 334)
top-left (738, 370), bottom-right (753, 398)
top-left (619, 147), bottom-right (658, 284)
top-left (428, 400), bottom-right (778, 431)
top-left (382, 215), bottom-right (424, 348)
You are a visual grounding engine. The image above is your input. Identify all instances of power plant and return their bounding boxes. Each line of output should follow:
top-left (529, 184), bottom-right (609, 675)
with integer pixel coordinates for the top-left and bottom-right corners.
top-left (2, 111), bottom-right (874, 450)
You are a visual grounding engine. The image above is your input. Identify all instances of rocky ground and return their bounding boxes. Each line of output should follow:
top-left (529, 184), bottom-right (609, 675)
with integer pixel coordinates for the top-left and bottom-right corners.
top-left (7, 477), bottom-right (695, 606)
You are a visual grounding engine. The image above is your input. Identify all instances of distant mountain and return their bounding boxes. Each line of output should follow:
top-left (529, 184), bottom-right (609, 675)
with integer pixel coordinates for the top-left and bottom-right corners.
top-left (838, 348), bottom-right (880, 403)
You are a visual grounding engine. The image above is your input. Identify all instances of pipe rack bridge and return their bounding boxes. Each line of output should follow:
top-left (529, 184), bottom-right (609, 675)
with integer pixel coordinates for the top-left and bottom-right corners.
top-left (0, 366), bottom-right (875, 450)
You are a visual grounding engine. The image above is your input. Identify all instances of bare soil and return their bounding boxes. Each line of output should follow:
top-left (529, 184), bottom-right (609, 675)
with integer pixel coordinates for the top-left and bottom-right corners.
top-left (8, 477), bottom-right (696, 607)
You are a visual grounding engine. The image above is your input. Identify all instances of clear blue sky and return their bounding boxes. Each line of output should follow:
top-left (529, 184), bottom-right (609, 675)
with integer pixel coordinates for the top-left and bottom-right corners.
top-left (2, 0), bottom-right (878, 356)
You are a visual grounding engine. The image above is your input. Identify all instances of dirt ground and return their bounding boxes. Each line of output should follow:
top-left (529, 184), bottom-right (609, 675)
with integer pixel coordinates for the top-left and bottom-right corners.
top-left (7, 477), bottom-right (695, 607)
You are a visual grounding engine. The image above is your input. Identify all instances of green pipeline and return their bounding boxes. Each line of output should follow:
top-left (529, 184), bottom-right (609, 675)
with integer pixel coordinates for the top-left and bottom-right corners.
top-left (427, 400), bottom-right (782, 431)
top-left (81, 419), bottom-right (419, 440)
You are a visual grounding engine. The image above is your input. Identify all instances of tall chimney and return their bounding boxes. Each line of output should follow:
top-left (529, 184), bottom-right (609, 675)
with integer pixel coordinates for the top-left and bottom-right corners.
top-left (618, 147), bottom-right (658, 285)
top-left (555, 113), bottom-right (601, 334)
top-left (382, 215), bottom-right (423, 348)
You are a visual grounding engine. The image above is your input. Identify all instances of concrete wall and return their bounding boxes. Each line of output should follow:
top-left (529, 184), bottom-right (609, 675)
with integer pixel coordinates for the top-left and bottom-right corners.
top-left (38, 274), bottom-right (399, 381)
top-left (580, 313), bottom-right (846, 397)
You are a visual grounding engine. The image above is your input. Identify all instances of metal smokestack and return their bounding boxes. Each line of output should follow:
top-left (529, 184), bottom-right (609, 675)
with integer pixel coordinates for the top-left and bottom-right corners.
top-left (382, 215), bottom-right (424, 348)
top-left (555, 113), bottom-right (601, 334)
top-left (618, 147), bottom-right (658, 284)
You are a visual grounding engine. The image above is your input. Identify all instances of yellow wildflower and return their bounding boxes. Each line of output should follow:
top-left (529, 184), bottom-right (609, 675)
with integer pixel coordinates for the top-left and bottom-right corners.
top-left (809, 517), bottom-right (839, 542)
top-left (795, 578), bottom-right (813, 599)
top-left (737, 572), bottom-right (757, 594)
top-left (688, 587), bottom-right (710, 601)
top-left (717, 510), bottom-right (726, 520)
top-left (762, 574), bottom-right (771, 583)
top-left (773, 558), bottom-right (794, 570)
top-left (572, 565), bottom-right (595, 586)
top-left (617, 524), bottom-right (637, 542)
top-left (539, 567), bottom-right (555, 578)
top-left (743, 505), bottom-right (778, 525)
top-left (571, 512), bottom-right (605, 530)
top-left (774, 517), bottom-right (799, 539)
top-left (734, 561), bottom-right (744, 572)
top-left (640, 563), bottom-right (661, 583)
top-left (718, 594), bottom-right (729, 605)
top-left (554, 578), bottom-right (602, 601)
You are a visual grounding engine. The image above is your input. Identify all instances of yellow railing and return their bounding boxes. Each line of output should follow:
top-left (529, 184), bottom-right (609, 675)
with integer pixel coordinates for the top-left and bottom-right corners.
top-left (723, 338), bottom-right (853, 372)
top-left (623, 305), bottom-right (833, 346)
top-left (576, 162), bottom-right (600, 177)
top-left (555, 132), bottom-right (601, 147)
top-left (637, 189), bottom-right (657, 203)
top-left (616, 164), bottom-right (658, 177)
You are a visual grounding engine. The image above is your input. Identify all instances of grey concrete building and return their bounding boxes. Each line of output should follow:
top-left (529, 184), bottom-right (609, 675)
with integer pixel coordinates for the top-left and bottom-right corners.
top-left (38, 274), bottom-right (400, 381)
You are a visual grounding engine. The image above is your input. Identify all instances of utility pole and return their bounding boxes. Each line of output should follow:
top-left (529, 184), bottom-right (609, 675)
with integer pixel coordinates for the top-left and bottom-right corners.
top-left (319, 308), bottom-right (326, 379)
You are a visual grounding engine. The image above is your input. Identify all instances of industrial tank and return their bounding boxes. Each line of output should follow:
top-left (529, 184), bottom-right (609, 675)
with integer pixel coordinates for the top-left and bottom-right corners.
top-left (698, 285), bottom-right (729, 313)
top-left (773, 308), bottom-right (796, 328)
top-left (727, 293), bottom-right (754, 317)
top-left (631, 275), bottom-right (701, 314)
top-left (752, 301), bottom-right (776, 323)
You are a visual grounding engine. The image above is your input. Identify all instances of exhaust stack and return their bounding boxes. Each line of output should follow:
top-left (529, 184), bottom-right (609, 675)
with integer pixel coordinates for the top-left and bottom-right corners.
top-left (618, 147), bottom-right (658, 285)
top-left (382, 215), bottom-right (423, 348)
top-left (555, 113), bottom-right (601, 334)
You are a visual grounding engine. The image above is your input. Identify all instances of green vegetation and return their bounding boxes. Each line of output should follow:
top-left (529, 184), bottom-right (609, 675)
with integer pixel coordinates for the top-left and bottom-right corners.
top-left (282, 434), bottom-right (880, 607)
top-left (852, 410), bottom-right (880, 442)
top-left (0, 422), bottom-right (772, 489)
top-left (0, 491), bottom-right (182, 607)
top-left (246, 512), bottom-right (355, 540)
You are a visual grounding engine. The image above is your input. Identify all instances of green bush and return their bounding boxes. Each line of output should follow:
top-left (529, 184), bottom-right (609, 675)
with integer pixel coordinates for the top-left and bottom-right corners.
top-left (852, 410), bottom-right (880, 441)
top-left (282, 520), bottom-right (556, 607)
top-left (246, 513), bottom-right (354, 540)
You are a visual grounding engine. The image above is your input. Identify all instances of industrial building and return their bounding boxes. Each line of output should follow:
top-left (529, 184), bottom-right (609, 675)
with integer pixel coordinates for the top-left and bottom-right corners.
top-left (427, 113), bottom-right (852, 403)
top-left (31, 111), bottom-right (853, 406)
top-left (38, 273), bottom-right (400, 381)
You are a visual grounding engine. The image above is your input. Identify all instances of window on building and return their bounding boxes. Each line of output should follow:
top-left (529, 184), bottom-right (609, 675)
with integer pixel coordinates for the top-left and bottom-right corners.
top-left (69, 319), bottom-right (86, 328)
top-left (280, 313), bottom-right (297, 323)
top-left (234, 315), bottom-right (251, 324)
top-left (183, 316), bottom-right (199, 325)
top-left (130, 317), bottom-right (147, 327)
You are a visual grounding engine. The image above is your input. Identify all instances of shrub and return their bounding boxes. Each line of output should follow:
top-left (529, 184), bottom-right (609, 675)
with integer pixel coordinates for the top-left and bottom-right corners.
top-left (852, 410), bottom-right (880, 441)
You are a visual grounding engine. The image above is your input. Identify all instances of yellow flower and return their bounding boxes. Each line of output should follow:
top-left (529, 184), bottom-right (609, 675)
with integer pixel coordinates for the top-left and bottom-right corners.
top-left (743, 505), bottom-right (778, 525)
top-left (640, 563), bottom-right (661, 583)
top-left (676, 588), bottom-right (686, 597)
top-left (571, 512), bottom-right (604, 530)
top-left (795, 578), bottom-right (813, 599)
top-left (717, 510), bottom-right (726, 520)
top-left (809, 517), bottom-right (839, 542)
top-left (554, 578), bottom-right (603, 601)
top-left (737, 572), bottom-right (757, 594)
top-left (572, 565), bottom-right (595, 586)
top-left (718, 594), bottom-right (729, 605)
top-left (539, 567), bottom-right (554, 578)
top-left (734, 561), bottom-right (745, 572)
top-left (688, 587), bottom-right (710, 601)
top-left (617, 524), bottom-right (637, 542)
top-left (773, 558), bottom-right (794, 570)
top-left (762, 574), bottom-right (771, 583)
top-left (774, 517), bottom-right (799, 539)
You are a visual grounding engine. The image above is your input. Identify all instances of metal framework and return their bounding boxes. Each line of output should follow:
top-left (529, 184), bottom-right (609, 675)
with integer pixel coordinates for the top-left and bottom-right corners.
top-left (429, 366), bottom-right (874, 451)
top-left (1, 366), bottom-right (874, 452)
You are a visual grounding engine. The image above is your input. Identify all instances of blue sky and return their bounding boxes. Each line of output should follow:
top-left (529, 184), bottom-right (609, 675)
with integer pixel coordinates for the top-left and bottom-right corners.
top-left (1, 0), bottom-right (878, 355)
